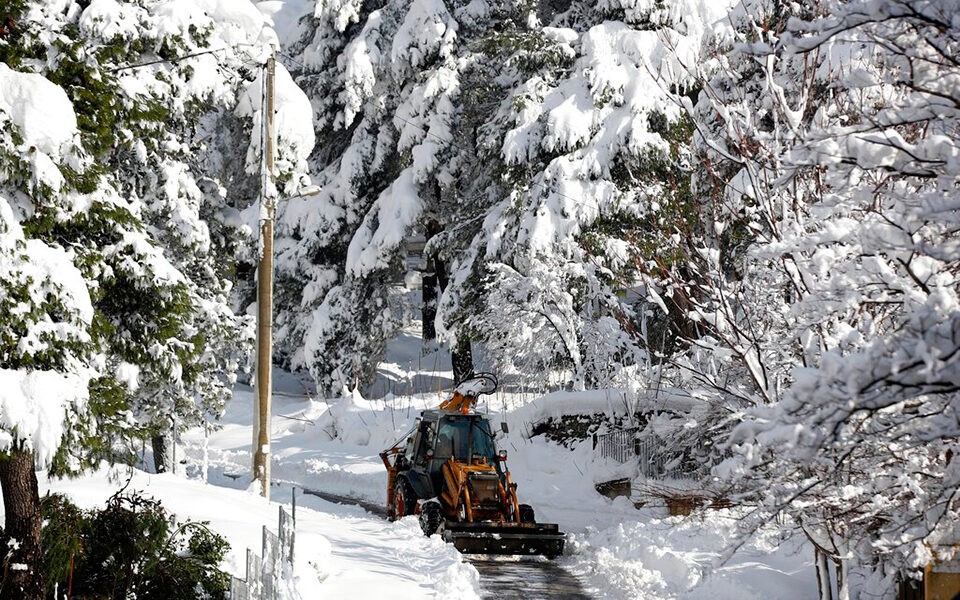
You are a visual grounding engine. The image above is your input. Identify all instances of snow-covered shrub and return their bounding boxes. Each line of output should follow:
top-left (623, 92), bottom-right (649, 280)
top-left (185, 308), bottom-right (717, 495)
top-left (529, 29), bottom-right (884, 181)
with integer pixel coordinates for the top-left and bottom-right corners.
top-left (41, 491), bottom-right (231, 599)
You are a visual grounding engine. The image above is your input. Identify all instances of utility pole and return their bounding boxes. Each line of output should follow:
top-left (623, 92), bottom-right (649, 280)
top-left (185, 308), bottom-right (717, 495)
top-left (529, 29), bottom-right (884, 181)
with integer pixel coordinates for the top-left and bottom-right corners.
top-left (253, 51), bottom-right (277, 500)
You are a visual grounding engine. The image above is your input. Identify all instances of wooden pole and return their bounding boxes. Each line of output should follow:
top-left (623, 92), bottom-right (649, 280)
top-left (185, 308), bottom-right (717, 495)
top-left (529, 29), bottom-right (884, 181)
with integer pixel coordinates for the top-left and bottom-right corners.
top-left (253, 52), bottom-right (277, 500)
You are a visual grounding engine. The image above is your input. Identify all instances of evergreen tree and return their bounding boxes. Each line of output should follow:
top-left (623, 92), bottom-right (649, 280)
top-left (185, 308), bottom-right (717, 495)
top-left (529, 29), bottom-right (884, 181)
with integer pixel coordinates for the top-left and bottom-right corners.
top-left (280, 0), bottom-right (733, 394)
top-left (0, 0), bottom-right (294, 592)
top-left (279, 0), bottom-right (462, 393)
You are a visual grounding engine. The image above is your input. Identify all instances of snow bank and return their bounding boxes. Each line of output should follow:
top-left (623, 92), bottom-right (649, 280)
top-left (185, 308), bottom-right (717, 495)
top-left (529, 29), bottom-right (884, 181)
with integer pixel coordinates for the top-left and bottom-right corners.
top-left (42, 468), bottom-right (481, 600)
top-left (506, 387), bottom-right (708, 434)
top-left (568, 509), bottom-right (812, 599)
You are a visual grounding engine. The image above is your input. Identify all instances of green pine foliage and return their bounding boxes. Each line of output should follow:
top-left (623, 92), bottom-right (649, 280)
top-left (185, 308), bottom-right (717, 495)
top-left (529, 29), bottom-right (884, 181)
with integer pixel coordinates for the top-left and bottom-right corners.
top-left (41, 492), bottom-right (231, 600)
top-left (0, 0), bottom-right (253, 470)
top-left (478, 26), bottom-right (575, 75)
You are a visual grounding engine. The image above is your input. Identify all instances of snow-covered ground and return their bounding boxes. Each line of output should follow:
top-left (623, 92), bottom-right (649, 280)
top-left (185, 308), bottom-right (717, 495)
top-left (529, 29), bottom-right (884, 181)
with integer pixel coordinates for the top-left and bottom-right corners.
top-left (37, 327), bottom-right (816, 599)
top-left (44, 467), bottom-right (477, 599)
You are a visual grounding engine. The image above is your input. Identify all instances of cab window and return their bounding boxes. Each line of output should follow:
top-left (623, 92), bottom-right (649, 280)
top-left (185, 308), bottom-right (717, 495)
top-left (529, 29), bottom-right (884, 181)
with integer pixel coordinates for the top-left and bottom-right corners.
top-left (414, 422), bottom-right (435, 464)
top-left (433, 418), bottom-right (497, 464)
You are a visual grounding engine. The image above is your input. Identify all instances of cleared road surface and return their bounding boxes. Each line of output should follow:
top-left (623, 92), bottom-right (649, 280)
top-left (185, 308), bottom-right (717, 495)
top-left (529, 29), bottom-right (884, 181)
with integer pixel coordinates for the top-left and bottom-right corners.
top-left (299, 487), bottom-right (593, 599)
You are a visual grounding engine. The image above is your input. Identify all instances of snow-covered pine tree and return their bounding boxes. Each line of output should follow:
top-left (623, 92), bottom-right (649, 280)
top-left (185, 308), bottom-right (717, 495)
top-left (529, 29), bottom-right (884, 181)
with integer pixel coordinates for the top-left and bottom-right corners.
top-left (64, 0), bottom-right (269, 469)
top-left (4, 0), bottom-right (306, 472)
top-left (432, 0), bottom-right (737, 390)
top-left (279, 0), bottom-right (737, 394)
top-left (0, 7), bottom-right (134, 590)
top-left (0, 64), bottom-right (96, 596)
top-left (276, 0), bottom-right (463, 394)
top-left (0, 0), bottom-right (300, 591)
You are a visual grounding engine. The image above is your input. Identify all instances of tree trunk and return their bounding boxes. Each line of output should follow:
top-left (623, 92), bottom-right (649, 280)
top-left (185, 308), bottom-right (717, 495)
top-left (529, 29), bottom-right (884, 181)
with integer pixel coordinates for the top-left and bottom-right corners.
top-left (421, 265), bottom-right (438, 342)
top-left (835, 557), bottom-right (849, 600)
top-left (452, 337), bottom-right (473, 384)
top-left (0, 448), bottom-right (43, 600)
top-left (421, 219), bottom-right (442, 343)
top-left (421, 227), bottom-right (472, 383)
top-left (151, 434), bottom-right (169, 474)
top-left (814, 548), bottom-right (833, 600)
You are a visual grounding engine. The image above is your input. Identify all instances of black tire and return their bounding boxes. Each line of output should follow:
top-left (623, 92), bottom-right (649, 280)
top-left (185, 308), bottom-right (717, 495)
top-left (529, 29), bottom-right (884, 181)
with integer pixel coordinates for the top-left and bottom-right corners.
top-left (419, 500), bottom-right (443, 536)
top-left (519, 503), bottom-right (535, 524)
top-left (393, 479), bottom-right (417, 520)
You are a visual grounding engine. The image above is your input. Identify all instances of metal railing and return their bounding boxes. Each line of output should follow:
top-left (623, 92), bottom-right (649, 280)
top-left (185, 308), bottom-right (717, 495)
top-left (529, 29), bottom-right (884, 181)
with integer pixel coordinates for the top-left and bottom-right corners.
top-left (593, 427), bottom-right (639, 463)
top-left (636, 436), bottom-right (699, 481)
top-left (593, 428), bottom-right (704, 481)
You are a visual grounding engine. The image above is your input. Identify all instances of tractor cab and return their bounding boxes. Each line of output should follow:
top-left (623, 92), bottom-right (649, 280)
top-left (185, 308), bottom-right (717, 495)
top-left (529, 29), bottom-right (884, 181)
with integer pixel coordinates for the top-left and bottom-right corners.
top-left (398, 411), bottom-right (504, 501)
top-left (431, 414), bottom-right (500, 466)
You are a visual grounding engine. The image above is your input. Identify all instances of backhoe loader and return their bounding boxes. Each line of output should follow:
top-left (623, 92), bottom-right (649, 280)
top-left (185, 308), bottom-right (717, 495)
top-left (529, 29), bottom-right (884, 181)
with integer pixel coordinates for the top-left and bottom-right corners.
top-left (380, 373), bottom-right (565, 557)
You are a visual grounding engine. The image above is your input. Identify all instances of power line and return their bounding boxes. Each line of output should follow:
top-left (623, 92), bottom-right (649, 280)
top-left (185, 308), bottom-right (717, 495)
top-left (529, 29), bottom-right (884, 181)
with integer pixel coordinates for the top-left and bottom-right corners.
top-left (392, 113), bottom-right (450, 146)
top-left (107, 40), bottom-right (270, 73)
top-left (107, 46), bottom-right (234, 73)
top-left (278, 50), bottom-right (309, 70)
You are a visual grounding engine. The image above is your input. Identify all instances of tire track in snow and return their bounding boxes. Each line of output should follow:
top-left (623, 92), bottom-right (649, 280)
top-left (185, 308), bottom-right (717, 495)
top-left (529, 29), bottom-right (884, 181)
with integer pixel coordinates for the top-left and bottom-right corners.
top-left (298, 487), bottom-right (593, 599)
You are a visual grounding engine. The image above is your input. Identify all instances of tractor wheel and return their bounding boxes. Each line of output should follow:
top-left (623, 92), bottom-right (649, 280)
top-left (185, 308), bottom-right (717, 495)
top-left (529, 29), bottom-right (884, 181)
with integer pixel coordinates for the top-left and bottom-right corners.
top-left (419, 500), bottom-right (443, 536)
top-left (519, 503), bottom-right (535, 524)
top-left (394, 479), bottom-right (417, 519)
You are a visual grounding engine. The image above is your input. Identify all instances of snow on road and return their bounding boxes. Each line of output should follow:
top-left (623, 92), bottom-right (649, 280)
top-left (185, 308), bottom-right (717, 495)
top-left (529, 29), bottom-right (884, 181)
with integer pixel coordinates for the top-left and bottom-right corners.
top-left (172, 368), bottom-right (816, 599)
top-left (33, 360), bottom-right (815, 599)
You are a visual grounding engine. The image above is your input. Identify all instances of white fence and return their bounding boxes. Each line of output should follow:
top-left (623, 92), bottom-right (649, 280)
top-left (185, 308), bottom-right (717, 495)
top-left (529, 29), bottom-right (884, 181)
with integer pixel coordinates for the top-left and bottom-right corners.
top-left (229, 492), bottom-right (297, 600)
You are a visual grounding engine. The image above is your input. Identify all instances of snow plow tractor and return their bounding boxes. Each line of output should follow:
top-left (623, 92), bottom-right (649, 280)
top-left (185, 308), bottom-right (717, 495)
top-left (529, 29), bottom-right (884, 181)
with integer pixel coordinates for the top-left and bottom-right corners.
top-left (380, 373), bottom-right (565, 557)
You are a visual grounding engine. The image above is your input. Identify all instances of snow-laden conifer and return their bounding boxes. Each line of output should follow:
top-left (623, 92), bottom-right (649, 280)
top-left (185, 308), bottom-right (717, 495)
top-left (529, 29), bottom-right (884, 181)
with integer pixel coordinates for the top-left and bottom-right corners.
top-left (0, 0), bottom-right (307, 592)
top-left (280, 0), bottom-right (736, 393)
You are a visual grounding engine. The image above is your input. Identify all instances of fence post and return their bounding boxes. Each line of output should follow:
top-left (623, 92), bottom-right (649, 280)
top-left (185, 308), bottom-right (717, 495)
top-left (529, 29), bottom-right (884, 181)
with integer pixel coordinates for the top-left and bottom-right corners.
top-left (231, 506), bottom-right (298, 600)
top-left (291, 488), bottom-right (296, 564)
top-left (279, 507), bottom-right (295, 567)
top-left (246, 548), bottom-right (262, 600)
top-left (262, 525), bottom-right (282, 600)
top-left (231, 576), bottom-right (249, 600)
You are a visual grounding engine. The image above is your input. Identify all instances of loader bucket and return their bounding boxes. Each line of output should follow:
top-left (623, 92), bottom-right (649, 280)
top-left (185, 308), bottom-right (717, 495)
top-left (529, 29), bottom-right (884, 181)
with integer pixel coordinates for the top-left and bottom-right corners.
top-left (442, 522), bottom-right (565, 557)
